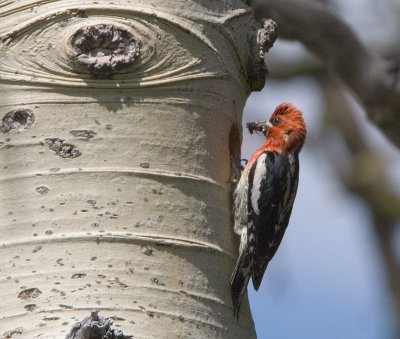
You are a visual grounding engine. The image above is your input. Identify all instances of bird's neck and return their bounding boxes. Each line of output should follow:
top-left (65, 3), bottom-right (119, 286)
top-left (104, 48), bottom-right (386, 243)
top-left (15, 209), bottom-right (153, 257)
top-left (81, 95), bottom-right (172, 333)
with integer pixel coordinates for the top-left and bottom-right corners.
top-left (246, 140), bottom-right (284, 166)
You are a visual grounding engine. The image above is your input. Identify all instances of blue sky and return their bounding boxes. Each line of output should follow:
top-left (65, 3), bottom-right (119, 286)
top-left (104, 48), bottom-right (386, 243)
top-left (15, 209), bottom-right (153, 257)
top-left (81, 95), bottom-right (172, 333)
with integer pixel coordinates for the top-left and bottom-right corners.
top-left (242, 73), bottom-right (397, 338)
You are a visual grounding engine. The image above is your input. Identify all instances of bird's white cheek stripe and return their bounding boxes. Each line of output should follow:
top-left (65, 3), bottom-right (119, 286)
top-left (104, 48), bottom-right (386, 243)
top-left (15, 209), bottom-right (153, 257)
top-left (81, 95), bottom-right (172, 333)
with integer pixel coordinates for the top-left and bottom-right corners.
top-left (283, 134), bottom-right (290, 143)
top-left (251, 153), bottom-right (267, 215)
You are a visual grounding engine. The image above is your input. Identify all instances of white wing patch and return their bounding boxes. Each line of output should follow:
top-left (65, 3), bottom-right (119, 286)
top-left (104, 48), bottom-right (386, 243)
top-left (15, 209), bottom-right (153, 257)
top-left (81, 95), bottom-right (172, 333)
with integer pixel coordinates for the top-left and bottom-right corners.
top-left (239, 227), bottom-right (247, 255)
top-left (233, 166), bottom-right (250, 234)
top-left (250, 153), bottom-right (267, 215)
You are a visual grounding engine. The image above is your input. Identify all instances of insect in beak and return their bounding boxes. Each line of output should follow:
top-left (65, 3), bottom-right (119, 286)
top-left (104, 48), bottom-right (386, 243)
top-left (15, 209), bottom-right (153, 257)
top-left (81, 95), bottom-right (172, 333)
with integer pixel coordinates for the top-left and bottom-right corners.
top-left (246, 121), bottom-right (269, 134)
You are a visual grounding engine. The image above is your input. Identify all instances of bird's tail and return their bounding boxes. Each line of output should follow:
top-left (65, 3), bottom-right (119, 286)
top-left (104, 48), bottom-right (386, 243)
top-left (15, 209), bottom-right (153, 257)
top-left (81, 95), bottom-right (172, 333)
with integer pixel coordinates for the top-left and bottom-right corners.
top-left (252, 260), bottom-right (269, 291)
top-left (230, 251), bottom-right (251, 320)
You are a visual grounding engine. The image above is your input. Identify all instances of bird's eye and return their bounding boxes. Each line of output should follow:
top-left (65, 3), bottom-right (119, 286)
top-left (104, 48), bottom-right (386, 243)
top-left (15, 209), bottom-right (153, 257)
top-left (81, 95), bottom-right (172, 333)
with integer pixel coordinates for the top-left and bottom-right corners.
top-left (271, 117), bottom-right (281, 126)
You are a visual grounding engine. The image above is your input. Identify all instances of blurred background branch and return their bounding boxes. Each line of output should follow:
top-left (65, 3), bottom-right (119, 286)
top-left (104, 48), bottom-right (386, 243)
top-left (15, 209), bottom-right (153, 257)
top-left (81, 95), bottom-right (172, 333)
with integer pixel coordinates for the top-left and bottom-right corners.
top-left (323, 78), bottom-right (400, 334)
top-left (250, 0), bottom-right (400, 148)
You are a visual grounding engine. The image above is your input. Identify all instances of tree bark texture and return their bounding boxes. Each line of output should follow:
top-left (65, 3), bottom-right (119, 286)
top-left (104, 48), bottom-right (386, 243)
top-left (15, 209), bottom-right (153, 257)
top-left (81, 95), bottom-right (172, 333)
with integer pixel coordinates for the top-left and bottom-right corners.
top-left (0, 1), bottom-right (273, 338)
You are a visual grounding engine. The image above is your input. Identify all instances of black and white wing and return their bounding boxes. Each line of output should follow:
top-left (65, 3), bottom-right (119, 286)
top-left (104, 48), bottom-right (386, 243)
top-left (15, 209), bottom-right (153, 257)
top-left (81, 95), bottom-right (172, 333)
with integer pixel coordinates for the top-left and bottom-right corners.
top-left (247, 151), bottom-right (299, 289)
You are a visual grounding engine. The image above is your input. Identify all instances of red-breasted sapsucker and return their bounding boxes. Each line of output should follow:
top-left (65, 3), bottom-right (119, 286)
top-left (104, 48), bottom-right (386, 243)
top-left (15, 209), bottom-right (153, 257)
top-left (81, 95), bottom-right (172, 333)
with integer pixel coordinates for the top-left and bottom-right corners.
top-left (231, 103), bottom-right (306, 319)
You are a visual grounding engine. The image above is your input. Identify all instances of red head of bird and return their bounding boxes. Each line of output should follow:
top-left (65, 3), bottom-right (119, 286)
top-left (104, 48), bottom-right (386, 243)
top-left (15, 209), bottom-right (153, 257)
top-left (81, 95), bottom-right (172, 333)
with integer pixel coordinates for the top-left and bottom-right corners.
top-left (259, 103), bottom-right (306, 154)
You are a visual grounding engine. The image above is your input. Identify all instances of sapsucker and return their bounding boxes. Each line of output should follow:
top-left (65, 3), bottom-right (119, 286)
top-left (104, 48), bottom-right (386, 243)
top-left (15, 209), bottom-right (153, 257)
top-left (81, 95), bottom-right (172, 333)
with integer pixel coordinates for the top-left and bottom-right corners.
top-left (231, 103), bottom-right (306, 319)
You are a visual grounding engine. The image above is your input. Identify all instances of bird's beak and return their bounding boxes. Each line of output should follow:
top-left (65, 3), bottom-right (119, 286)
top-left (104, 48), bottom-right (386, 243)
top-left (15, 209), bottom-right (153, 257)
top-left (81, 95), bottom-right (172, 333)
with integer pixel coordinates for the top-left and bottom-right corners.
top-left (257, 121), bottom-right (270, 133)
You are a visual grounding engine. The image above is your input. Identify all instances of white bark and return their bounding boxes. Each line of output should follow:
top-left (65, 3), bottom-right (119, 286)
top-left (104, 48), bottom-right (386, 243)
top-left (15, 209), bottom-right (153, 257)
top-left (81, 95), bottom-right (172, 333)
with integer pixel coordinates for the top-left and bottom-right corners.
top-left (0, 1), bottom-right (272, 338)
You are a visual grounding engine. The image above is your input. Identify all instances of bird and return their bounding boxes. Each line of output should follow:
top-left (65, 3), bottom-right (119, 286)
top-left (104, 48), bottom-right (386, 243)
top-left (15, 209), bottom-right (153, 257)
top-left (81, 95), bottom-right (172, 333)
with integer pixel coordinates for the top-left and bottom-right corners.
top-left (230, 102), bottom-right (306, 319)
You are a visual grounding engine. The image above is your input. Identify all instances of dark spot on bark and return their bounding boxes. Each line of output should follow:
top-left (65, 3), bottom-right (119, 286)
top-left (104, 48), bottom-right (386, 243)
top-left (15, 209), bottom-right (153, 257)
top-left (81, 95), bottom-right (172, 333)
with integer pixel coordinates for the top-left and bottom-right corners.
top-left (150, 277), bottom-right (165, 286)
top-left (155, 240), bottom-right (171, 247)
top-left (2, 327), bottom-right (24, 338)
top-left (139, 163), bottom-right (150, 169)
top-left (66, 310), bottom-right (133, 339)
top-left (229, 123), bottom-right (242, 185)
top-left (0, 109), bottom-right (34, 133)
top-left (67, 9), bottom-right (87, 18)
top-left (67, 24), bottom-right (140, 78)
top-left (18, 288), bottom-right (42, 300)
top-left (45, 138), bottom-right (81, 158)
top-left (172, 315), bottom-right (185, 322)
top-left (141, 245), bottom-right (154, 256)
top-left (43, 316), bottom-right (60, 321)
top-left (36, 186), bottom-right (49, 195)
top-left (24, 304), bottom-right (37, 312)
top-left (32, 245), bottom-right (43, 253)
top-left (70, 130), bottom-right (97, 140)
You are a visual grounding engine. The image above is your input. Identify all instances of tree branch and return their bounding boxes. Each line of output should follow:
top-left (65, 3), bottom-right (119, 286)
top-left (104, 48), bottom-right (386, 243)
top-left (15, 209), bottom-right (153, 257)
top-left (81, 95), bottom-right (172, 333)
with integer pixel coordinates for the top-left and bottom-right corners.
top-left (250, 0), bottom-right (400, 148)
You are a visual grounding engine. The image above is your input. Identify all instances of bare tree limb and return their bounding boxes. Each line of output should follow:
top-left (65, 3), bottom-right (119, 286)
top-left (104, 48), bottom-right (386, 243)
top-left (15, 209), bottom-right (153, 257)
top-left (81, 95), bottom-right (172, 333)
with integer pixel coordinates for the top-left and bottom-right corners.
top-left (250, 0), bottom-right (400, 148)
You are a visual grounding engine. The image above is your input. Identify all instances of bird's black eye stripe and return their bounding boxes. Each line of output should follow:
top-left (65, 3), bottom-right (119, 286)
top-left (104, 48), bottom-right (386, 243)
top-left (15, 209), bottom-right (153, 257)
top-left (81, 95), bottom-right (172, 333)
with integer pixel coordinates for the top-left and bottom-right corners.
top-left (271, 117), bottom-right (281, 126)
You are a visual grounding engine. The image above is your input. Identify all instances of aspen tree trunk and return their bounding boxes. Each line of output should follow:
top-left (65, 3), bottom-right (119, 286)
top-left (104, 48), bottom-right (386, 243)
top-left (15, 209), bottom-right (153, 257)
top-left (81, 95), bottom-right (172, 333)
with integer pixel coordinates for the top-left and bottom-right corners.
top-left (0, 1), bottom-right (274, 337)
